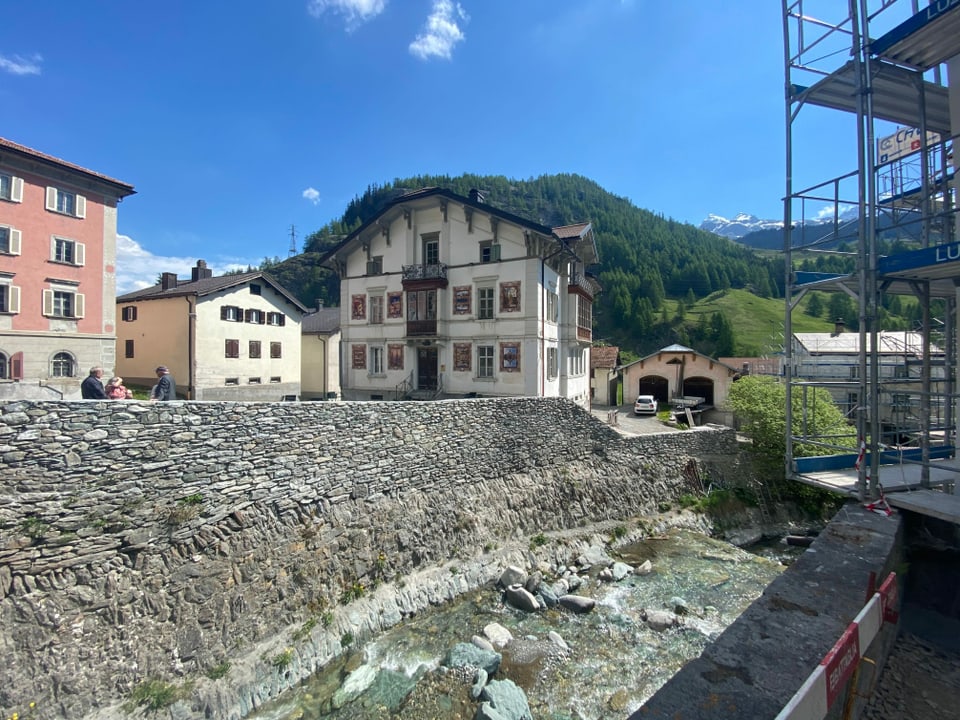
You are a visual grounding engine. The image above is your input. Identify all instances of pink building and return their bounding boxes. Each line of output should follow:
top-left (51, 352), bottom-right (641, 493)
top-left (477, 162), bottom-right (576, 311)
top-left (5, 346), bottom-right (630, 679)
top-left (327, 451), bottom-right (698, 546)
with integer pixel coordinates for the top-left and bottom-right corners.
top-left (0, 137), bottom-right (135, 399)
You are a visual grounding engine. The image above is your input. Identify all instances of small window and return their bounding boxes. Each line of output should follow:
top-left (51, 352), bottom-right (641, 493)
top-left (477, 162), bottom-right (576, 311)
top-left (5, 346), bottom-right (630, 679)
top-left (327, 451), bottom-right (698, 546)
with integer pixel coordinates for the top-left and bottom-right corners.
top-left (267, 312), bottom-right (285, 326)
top-left (270, 342), bottom-right (282, 359)
top-left (0, 352), bottom-right (7, 379)
top-left (480, 241), bottom-right (500, 263)
top-left (52, 237), bottom-right (85, 266)
top-left (249, 340), bottom-right (261, 359)
top-left (122, 306), bottom-right (138, 322)
top-left (225, 377), bottom-right (239, 386)
top-left (248, 377), bottom-right (261, 384)
top-left (546, 292), bottom-right (558, 323)
top-left (0, 226), bottom-right (22, 255)
top-left (366, 256), bottom-right (383, 275)
top-left (51, 351), bottom-right (75, 378)
top-left (43, 289), bottom-right (84, 319)
top-left (125, 339), bottom-right (134, 358)
top-left (370, 346), bottom-right (384, 375)
top-left (478, 287), bottom-right (494, 320)
top-left (270, 376), bottom-right (281, 383)
top-left (478, 345), bottom-right (495, 379)
top-left (0, 285), bottom-right (20, 314)
top-left (245, 308), bottom-right (265, 324)
top-left (547, 347), bottom-right (558, 379)
top-left (250, 284), bottom-right (262, 295)
top-left (0, 173), bottom-right (23, 203)
top-left (221, 305), bottom-right (242, 322)
top-left (46, 187), bottom-right (86, 218)
top-left (370, 296), bottom-right (384, 324)
top-left (423, 235), bottom-right (439, 265)
top-left (225, 339), bottom-right (239, 358)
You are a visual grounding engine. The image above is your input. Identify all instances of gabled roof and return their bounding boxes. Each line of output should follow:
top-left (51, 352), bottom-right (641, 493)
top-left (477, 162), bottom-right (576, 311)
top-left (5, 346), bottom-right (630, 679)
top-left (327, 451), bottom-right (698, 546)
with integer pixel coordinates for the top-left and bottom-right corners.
top-left (591, 346), bottom-right (620, 370)
top-left (0, 136), bottom-right (136, 197)
top-left (302, 307), bottom-right (340, 334)
top-left (793, 331), bottom-right (941, 356)
top-left (318, 187), bottom-right (595, 267)
top-left (117, 271), bottom-right (309, 312)
top-left (623, 344), bottom-right (738, 373)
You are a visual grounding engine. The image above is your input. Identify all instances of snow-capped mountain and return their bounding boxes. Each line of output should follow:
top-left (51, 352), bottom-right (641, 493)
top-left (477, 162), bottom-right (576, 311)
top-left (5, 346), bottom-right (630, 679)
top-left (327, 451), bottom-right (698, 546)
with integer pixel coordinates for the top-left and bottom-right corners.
top-left (699, 213), bottom-right (784, 239)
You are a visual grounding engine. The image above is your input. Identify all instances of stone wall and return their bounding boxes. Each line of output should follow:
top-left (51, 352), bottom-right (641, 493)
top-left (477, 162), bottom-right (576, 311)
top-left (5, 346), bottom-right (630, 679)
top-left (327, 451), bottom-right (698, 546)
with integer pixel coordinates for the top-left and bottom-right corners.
top-left (0, 398), bottom-right (737, 720)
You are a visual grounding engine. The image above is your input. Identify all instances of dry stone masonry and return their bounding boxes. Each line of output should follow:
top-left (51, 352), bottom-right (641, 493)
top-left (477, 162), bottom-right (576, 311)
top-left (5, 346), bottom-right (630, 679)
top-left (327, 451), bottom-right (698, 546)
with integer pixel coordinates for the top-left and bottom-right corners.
top-left (0, 397), bottom-right (739, 719)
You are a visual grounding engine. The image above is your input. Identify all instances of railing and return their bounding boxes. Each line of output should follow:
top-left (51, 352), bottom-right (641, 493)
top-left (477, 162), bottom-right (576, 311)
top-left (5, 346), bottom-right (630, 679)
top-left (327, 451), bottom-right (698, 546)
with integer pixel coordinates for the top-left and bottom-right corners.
top-left (406, 320), bottom-right (438, 336)
top-left (394, 371), bottom-right (413, 401)
top-left (402, 263), bottom-right (447, 281)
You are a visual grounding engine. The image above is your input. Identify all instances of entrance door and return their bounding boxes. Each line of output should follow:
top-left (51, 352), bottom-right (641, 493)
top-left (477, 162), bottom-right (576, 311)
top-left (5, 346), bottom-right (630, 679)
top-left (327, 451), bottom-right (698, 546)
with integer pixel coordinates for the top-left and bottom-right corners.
top-left (417, 347), bottom-right (438, 390)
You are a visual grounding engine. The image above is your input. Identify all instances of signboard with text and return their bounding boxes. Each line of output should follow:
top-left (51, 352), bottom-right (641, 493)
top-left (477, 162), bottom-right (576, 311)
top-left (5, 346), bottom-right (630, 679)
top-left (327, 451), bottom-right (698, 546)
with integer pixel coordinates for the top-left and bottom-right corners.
top-left (877, 127), bottom-right (941, 164)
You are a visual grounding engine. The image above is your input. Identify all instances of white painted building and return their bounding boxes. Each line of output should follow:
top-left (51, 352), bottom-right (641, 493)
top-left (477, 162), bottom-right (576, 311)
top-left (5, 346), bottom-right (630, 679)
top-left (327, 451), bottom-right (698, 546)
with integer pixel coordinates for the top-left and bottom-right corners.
top-left (320, 188), bottom-right (599, 407)
top-left (116, 261), bottom-right (308, 399)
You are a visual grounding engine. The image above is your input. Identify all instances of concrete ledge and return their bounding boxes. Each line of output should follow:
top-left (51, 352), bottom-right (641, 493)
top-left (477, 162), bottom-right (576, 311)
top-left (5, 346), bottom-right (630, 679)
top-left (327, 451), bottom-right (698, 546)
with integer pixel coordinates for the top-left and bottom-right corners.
top-left (633, 504), bottom-right (902, 720)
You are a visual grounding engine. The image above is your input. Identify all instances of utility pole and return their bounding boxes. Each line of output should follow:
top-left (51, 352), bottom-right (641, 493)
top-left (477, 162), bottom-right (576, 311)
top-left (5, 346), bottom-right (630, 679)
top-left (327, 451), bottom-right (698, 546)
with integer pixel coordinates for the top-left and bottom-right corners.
top-left (288, 225), bottom-right (297, 257)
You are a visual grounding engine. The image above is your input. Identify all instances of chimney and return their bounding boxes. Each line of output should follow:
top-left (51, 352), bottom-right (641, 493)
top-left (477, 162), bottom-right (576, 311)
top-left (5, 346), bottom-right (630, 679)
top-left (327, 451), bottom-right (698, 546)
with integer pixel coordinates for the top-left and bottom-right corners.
top-left (191, 259), bottom-right (213, 282)
top-left (160, 272), bottom-right (178, 290)
top-left (317, 300), bottom-right (324, 311)
top-left (469, 188), bottom-right (485, 204)
top-left (832, 318), bottom-right (845, 337)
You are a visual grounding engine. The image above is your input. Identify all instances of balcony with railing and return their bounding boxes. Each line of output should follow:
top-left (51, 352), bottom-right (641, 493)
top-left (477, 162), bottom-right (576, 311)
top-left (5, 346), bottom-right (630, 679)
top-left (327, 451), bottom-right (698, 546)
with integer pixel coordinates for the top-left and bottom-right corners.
top-left (402, 263), bottom-right (448, 282)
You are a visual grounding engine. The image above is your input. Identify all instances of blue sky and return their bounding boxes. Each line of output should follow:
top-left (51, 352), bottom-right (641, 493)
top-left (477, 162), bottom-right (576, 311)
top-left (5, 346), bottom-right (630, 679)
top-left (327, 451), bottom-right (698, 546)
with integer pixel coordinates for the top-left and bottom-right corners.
top-left (2, 1), bottom-right (856, 294)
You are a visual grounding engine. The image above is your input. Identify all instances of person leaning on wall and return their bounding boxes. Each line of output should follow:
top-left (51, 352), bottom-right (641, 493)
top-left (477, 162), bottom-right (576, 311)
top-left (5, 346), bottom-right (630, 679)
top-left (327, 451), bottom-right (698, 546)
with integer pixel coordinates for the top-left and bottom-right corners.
top-left (80, 366), bottom-right (108, 399)
top-left (150, 365), bottom-right (176, 401)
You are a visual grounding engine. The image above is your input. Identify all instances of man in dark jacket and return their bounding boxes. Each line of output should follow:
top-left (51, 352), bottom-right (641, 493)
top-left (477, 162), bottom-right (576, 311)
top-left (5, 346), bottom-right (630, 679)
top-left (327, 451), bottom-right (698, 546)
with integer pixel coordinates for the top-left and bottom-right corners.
top-left (151, 365), bottom-right (176, 401)
top-left (80, 366), bottom-right (107, 399)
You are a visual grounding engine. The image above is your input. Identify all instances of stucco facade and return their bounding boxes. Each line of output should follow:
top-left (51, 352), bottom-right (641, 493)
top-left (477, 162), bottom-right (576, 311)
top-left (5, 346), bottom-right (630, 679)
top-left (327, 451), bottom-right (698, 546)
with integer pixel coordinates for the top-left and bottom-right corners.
top-left (621, 344), bottom-right (739, 410)
top-left (321, 188), bottom-right (600, 408)
top-left (116, 261), bottom-right (308, 399)
top-left (0, 137), bottom-right (134, 399)
top-left (301, 306), bottom-right (341, 400)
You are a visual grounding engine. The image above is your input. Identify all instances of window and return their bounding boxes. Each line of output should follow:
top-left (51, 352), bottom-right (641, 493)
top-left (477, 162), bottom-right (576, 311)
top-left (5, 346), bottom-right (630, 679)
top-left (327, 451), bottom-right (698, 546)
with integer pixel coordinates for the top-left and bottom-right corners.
top-left (479, 241), bottom-right (501, 263)
top-left (0, 226), bottom-right (22, 255)
top-left (577, 296), bottom-right (592, 334)
top-left (423, 234), bottom-right (439, 265)
top-left (221, 305), bottom-right (242, 322)
top-left (370, 295), bottom-right (384, 324)
top-left (366, 256), bottom-right (383, 275)
top-left (547, 347), bottom-right (558, 379)
top-left (250, 284), bottom-right (262, 295)
top-left (267, 312), bottom-right (285, 326)
top-left (478, 345), bottom-right (495, 378)
top-left (569, 348), bottom-right (585, 375)
top-left (225, 377), bottom-right (239, 386)
top-left (546, 292), bottom-right (558, 323)
top-left (125, 339), bottom-right (134, 358)
top-left (2, 351), bottom-right (22, 380)
top-left (52, 237), bottom-right (85, 266)
top-left (121, 306), bottom-right (137, 322)
top-left (0, 352), bottom-right (6, 379)
top-left (406, 289), bottom-right (437, 320)
top-left (225, 339), bottom-right (239, 358)
top-left (245, 308), bottom-right (265, 324)
top-left (0, 173), bottom-right (23, 202)
top-left (370, 346), bottom-right (384, 375)
top-left (248, 377), bottom-right (261, 384)
top-left (0, 285), bottom-right (20, 314)
top-left (478, 287), bottom-right (494, 319)
top-left (270, 376), bottom-right (281, 383)
top-left (270, 342), bottom-right (282, 359)
top-left (51, 352), bottom-right (75, 377)
top-left (46, 187), bottom-right (86, 218)
top-left (43, 289), bottom-right (84, 319)
top-left (249, 340), bottom-right (261, 359)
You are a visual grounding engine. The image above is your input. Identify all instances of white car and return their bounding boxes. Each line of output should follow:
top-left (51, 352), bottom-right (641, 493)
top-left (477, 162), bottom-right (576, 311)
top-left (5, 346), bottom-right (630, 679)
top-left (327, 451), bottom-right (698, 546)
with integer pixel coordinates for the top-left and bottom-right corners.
top-left (634, 395), bottom-right (658, 415)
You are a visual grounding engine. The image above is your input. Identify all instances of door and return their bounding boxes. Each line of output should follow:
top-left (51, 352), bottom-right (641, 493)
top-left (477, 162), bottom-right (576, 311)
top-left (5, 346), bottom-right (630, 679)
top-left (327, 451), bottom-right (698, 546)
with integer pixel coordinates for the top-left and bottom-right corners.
top-left (417, 347), bottom-right (438, 390)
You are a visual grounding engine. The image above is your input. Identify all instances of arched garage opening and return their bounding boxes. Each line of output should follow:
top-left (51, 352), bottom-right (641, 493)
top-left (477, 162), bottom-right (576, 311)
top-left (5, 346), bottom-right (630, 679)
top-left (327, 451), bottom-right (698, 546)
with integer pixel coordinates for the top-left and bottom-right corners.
top-left (638, 375), bottom-right (668, 404)
top-left (683, 376), bottom-right (715, 405)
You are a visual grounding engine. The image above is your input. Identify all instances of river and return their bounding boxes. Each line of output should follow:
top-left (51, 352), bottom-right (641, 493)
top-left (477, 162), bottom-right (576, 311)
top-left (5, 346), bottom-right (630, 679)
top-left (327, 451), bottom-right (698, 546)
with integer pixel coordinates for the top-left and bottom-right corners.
top-left (250, 528), bottom-right (799, 720)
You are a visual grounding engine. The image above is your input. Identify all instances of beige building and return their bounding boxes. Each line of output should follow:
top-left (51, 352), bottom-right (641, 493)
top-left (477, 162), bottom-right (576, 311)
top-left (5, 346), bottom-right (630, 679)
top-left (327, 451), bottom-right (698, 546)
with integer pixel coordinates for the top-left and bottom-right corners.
top-left (590, 345), bottom-right (620, 406)
top-left (300, 305), bottom-right (341, 401)
top-left (621, 344), bottom-right (739, 411)
top-left (116, 261), bottom-right (308, 399)
top-left (320, 187), bottom-right (600, 407)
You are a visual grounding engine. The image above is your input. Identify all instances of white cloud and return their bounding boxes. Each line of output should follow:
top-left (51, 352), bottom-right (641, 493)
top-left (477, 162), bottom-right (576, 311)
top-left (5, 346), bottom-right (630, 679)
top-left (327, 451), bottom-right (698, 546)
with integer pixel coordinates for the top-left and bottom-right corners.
top-left (307, 0), bottom-right (387, 29)
top-left (302, 187), bottom-right (321, 205)
top-left (115, 235), bottom-right (258, 295)
top-left (814, 203), bottom-right (855, 220)
top-left (409, 0), bottom-right (468, 61)
top-left (0, 53), bottom-right (42, 76)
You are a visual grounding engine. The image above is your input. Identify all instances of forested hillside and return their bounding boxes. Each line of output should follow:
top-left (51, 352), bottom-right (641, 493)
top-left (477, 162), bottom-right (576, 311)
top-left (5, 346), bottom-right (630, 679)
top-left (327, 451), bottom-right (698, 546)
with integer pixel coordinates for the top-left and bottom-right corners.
top-left (263, 174), bottom-right (789, 357)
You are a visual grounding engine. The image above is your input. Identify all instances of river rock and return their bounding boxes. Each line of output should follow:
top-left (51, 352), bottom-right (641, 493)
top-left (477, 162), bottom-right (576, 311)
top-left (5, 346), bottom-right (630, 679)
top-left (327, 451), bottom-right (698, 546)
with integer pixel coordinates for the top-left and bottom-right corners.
top-left (612, 562), bottom-right (633, 580)
top-left (643, 609), bottom-right (680, 631)
top-left (472, 635), bottom-right (494, 652)
top-left (564, 573), bottom-right (583, 591)
top-left (539, 586), bottom-right (558, 608)
top-left (549, 578), bottom-right (569, 596)
top-left (471, 667), bottom-right (488, 699)
top-left (558, 594), bottom-right (595, 613)
top-left (599, 567), bottom-right (613, 582)
top-left (523, 571), bottom-right (542, 595)
top-left (477, 678), bottom-right (534, 720)
top-left (725, 528), bottom-right (762, 547)
top-left (331, 663), bottom-right (377, 709)
top-left (498, 566), bottom-right (527, 588)
top-left (577, 545), bottom-right (613, 569)
top-left (444, 642), bottom-right (501, 675)
top-left (505, 584), bottom-right (540, 612)
top-left (669, 596), bottom-right (689, 615)
top-left (548, 631), bottom-right (569, 651)
top-left (636, 559), bottom-right (653, 575)
top-left (483, 622), bottom-right (513, 649)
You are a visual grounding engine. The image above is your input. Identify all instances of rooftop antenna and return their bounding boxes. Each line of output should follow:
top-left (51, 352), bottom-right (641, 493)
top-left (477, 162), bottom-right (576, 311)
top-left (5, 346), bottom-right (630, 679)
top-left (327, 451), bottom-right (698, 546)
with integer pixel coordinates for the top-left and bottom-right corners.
top-left (288, 225), bottom-right (297, 257)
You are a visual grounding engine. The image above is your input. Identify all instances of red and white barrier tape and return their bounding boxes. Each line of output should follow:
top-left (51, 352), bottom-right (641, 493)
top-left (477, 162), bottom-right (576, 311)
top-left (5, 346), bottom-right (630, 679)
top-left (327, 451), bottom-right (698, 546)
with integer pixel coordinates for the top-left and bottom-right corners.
top-left (775, 573), bottom-right (898, 720)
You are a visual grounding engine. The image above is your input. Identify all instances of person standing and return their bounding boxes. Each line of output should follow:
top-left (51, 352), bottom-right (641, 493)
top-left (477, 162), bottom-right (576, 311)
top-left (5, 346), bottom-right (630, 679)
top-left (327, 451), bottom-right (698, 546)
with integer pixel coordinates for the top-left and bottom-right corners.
top-left (81, 366), bottom-right (108, 399)
top-left (151, 366), bottom-right (176, 401)
top-left (105, 376), bottom-right (133, 399)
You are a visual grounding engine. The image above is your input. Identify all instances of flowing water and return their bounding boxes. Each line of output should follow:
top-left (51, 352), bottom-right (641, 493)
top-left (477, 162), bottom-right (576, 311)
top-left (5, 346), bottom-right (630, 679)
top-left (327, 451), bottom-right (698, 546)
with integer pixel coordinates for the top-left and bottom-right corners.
top-left (251, 529), bottom-right (798, 720)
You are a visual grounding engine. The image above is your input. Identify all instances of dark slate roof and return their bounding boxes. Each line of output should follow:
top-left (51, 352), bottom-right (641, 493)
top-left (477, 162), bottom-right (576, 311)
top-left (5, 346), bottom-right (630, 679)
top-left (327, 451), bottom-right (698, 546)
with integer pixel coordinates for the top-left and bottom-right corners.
top-left (0, 136), bottom-right (135, 196)
top-left (117, 271), bottom-right (309, 313)
top-left (301, 307), bottom-right (340, 334)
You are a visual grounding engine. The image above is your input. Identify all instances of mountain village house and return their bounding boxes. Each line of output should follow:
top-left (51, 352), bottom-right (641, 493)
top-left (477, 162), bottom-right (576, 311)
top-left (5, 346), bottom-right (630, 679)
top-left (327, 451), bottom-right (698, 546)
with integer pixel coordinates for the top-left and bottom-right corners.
top-left (590, 345), bottom-right (620, 406)
top-left (320, 187), bottom-right (600, 406)
top-left (0, 137), bottom-right (135, 399)
top-left (300, 305), bottom-right (341, 401)
top-left (621, 344), bottom-right (740, 414)
top-left (115, 261), bottom-right (308, 400)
